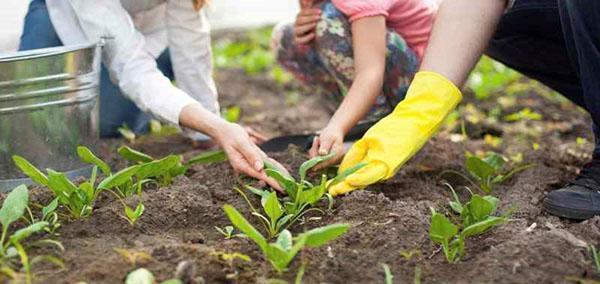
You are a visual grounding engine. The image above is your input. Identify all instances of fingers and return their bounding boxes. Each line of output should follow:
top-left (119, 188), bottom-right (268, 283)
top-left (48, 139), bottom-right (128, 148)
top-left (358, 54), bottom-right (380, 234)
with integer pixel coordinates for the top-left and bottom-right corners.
top-left (345, 161), bottom-right (388, 187)
top-left (309, 137), bottom-right (319, 158)
top-left (318, 136), bottom-right (334, 156)
top-left (338, 140), bottom-right (369, 173)
top-left (245, 127), bottom-right (269, 144)
top-left (237, 139), bottom-right (264, 172)
top-left (294, 9), bottom-right (320, 44)
top-left (314, 139), bottom-right (344, 170)
top-left (328, 181), bottom-right (357, 197)
top-left (295, 32), bottom-right (316, 45)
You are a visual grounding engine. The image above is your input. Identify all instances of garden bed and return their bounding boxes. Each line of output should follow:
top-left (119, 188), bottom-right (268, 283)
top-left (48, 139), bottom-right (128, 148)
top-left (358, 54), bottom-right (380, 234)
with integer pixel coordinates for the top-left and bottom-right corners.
top-left (7, 28), bottom-right (600, 283)
top-left (17, 65), bottom-right (597, 283)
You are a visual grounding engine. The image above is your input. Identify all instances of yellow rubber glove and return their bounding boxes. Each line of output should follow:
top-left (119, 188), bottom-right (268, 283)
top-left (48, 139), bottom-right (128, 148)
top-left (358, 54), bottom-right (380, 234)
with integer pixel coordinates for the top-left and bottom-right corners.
top-left (329, 71), bottom-right (462, 196)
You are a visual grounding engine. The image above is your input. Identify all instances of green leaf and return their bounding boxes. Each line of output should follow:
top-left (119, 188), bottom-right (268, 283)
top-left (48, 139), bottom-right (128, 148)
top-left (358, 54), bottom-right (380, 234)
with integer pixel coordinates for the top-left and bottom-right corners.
top-left (42, 198), bottom-right (59, 220)
top-left (0, 185), bottom-right (29, 228)
top-left (301, 223), bottom-right (350, 248)
top-left (10, 221), bottom-right (48, 244)
top-left (466, 156), bottom-right (495, 181)
top-left (483, 195), bottom-right (500, 212)
top-left (136, 155), bottom-right (180, 180)
top-left (125, 268), bottom-right (154, 284)
top-left (299, 152), bottom-right (335, 181)
top-left (381, 263), bottom-right (393, 284)
top-left (186, 150), bottom-right (228, 166)
top-left (264, 192), bottom-right (283, 224)
top-left (483, 152), bottom-right (506, 171)
top-left (429, 211), bottom-right (458, 245)
top-left (265, 243), bottom-right (291, 273)
top-left (78, 182), bottom-right (95, 204)
top-left (47, 170), bottom-right (78, 197)
top-left (246, 185), bottom-right (271, 207)
top-left (125, 203), bottom-right (145, 224)
top-left (223, 205), bottom-right (267, 251)
top-left (12, 155), bottom-right (48, 186)
top-left (222, 106), bottom-right (242, 123)
top-left (77, 146), bottom-right (111, 176)
top-left (98, 165), bottom-right (140, 189)
top-left (463, 195), bottom-right (496, 226)
top-left (117, 146), bottom-right (154, 163)
top-left (461, 216), bottom-right (506, 239)
top-left (265, 169), bottom-right (297, 198)
top-left (276, 230), bottom-right (292, 251)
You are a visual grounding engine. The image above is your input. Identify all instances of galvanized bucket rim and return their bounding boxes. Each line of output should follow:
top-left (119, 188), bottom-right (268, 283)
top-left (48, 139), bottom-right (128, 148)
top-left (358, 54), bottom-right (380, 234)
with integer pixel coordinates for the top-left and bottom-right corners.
top-left (0, 42), bottom-right (99, 63)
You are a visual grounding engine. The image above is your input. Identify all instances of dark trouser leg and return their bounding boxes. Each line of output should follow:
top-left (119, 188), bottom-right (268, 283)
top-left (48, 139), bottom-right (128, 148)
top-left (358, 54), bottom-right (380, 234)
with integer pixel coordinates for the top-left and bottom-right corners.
top-left (558, 0), bottom-right (600, 158)
top-left (487, 0), bottom-right (600, 219)
top-left (99, 51), bottom-right (174, 138)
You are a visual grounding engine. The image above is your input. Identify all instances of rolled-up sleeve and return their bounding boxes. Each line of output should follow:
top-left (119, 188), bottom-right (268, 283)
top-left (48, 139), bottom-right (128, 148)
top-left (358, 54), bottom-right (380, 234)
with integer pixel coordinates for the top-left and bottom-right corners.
top-left (331, 0), bottom-right (393, 22)
top-left (166, 0), bottom-right (219, 115)
top-left (67, 0), bottom-right (198, 125)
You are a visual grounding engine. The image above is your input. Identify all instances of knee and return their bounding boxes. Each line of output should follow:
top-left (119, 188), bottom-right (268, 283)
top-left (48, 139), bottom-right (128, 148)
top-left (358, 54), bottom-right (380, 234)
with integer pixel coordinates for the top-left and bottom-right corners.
top-left (314, 1), bottom-right (350, 45)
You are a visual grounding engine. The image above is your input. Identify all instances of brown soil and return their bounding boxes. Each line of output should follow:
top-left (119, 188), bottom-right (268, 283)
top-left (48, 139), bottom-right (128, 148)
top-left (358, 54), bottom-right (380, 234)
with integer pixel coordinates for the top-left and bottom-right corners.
top-left (9, 54), bottom-right (600, 283)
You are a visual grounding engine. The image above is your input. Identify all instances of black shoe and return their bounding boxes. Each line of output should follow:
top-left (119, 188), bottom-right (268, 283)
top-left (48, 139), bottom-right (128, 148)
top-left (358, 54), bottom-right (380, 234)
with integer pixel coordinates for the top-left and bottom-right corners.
top-left (543, 160), bottom-right (600, 220)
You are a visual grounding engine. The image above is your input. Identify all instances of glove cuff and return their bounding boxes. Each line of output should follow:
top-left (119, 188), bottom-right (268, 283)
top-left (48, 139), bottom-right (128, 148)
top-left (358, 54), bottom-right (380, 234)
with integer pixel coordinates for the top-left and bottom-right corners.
top-left (413, 71), bottom-right (463, 101)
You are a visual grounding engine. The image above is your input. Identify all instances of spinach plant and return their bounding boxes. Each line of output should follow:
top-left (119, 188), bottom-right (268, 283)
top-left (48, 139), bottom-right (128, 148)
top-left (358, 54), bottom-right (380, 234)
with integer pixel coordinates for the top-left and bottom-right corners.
top-left (243, 153), bottom-right (364, 238)
top-left (24, 198), bottom-right (60, 236)
top-left (429, 188), bottom-right (506, 263)
top-left (444, 151), bottom-right (533, 194)
top-left (215, 226), bottom-right (239, 239)
top-left (118, 146), bottom-right (228, 186)
top-left (0, 185), bottom-right (64, 284)
top-left (223, 204), bottom-right (349, 274)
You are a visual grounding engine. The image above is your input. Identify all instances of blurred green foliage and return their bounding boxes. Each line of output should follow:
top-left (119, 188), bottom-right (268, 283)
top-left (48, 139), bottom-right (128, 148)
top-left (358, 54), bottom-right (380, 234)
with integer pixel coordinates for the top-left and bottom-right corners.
top-left (467, 56), bottom-right (521, 101)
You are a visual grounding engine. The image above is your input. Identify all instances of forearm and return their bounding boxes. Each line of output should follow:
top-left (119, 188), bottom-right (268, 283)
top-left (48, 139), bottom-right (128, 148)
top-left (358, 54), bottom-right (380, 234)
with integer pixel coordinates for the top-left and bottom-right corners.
top-left (420, 0), bottom-right (507, 86)
top-left (179, 103), bottom-right (228, 141)
top-left (329, 72), bottom-right (383, 134)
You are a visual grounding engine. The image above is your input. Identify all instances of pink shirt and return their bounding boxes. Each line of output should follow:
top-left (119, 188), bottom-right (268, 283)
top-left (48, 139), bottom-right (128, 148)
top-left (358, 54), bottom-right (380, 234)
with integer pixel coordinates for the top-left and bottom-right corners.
top-left (332, 0), bottom-right (438, 60)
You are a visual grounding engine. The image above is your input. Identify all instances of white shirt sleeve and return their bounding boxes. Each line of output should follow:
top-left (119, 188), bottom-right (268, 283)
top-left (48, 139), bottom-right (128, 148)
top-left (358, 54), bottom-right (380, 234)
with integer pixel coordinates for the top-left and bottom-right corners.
top-left (66, 0), bottom-right (199, 125)
top-left (166, 0), bottom-right (219, 115)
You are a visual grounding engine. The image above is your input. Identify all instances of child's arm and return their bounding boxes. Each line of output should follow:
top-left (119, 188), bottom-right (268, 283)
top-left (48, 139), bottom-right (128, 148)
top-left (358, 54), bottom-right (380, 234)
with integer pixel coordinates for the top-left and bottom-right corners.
top-left (309, 16), bottom-right (387, 167)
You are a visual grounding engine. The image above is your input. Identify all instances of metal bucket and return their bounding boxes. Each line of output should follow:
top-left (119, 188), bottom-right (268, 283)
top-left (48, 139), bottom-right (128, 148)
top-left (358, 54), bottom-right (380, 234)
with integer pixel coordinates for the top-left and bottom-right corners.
top-left (0, 43), bottom-right (101, 192)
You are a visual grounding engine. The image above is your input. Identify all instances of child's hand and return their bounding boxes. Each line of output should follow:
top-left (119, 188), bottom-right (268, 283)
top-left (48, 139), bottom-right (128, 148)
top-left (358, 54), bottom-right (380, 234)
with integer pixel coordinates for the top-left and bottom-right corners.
top-left (309, 123), bottom-right (345, 170)
top-left (294, 4), bottom-right (321, 45)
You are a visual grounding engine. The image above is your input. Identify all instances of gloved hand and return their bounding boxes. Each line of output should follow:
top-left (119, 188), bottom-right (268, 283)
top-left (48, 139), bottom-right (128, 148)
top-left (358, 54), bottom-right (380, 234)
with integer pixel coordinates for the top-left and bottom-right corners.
top-left (328, 71), bottom-right (462, 196)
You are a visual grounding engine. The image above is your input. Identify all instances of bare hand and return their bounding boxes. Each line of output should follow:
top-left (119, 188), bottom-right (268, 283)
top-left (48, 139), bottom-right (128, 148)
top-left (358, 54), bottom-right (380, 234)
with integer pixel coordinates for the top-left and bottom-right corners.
top-left (309, 123), bottom-right (345, 170)
top-left (294, 7), bottom-right (321, 44)
top-left (214, 122), bottom-right (285, 192)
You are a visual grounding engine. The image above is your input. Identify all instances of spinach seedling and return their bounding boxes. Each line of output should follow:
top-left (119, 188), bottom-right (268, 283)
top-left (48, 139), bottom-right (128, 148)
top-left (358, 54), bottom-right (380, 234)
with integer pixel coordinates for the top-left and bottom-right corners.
top-left (123, 202), bottom-right (145, 226)
top-left (118, 146), bottom-right (228, 186)
top-left (0, 185), bottom-right (64, 284)
top-left (13, 154), bottom-right (104, 219)
top-left (215, 226), bottom-right (239, 239)
top-left (24, 198), bottom-right (61, 236)
top-left (223, 204), bottom-right (349, 274)
top-left (429, 188), bottom-right (506, 263)
top-left (246, 153), bottom-right (364, 236)
top-left (444, 151), bottom-right (533, 194)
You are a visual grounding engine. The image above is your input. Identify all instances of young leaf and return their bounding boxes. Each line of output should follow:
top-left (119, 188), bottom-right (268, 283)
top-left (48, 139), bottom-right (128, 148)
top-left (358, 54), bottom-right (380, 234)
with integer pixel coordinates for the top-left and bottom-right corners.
top-left (483, 152), bottom-right (506, 171)
top-left (135, 155), bottom-right (180, 180)
top-left (125, 203), bottom-right (145, 225)
top-left (125, 268), bottom-right (155, 284)
top-left (42, 198), bottom-right (59, 220)
top-left (466, 156), bottom-right (495, 181)
top-left (461, 216), bottom-right (506, 239)
top-left (246, 185), bottom-right (271, 207)
top-left (223, 205), bottom-right (267, 250)
top-left (429, 211), bottom-right (458, 245)
top-left (118, 146), bottom-right (154, 163)
top-left (264, 192), bottom-right (283, 224)
top-left (463, 195), bottom-right (495, 226)
top-left (265, 169), bottom-right (297, 197)
top-left (186, 150), bottom-right (228, 165)
top-left (299, 152), bottom-right (335, 181)
top-left (12, 155), bottom-right (48, 186)
top-left (10, 221), bottom-right (49, 244)
top-left (98, 165), bottom-right (140, 189)
top-left (47, 169), bottom-right (78, 195)
top-left (381, 263), bottom-right (393, 284)
top-left (77, 146), bottom-right (111, 176)
top-left (276, 230), bottom-right (293, 251)
top-left (301, 223), bottom-right (350, 247)
top-left (0, 185), bottom-right (29, 228)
